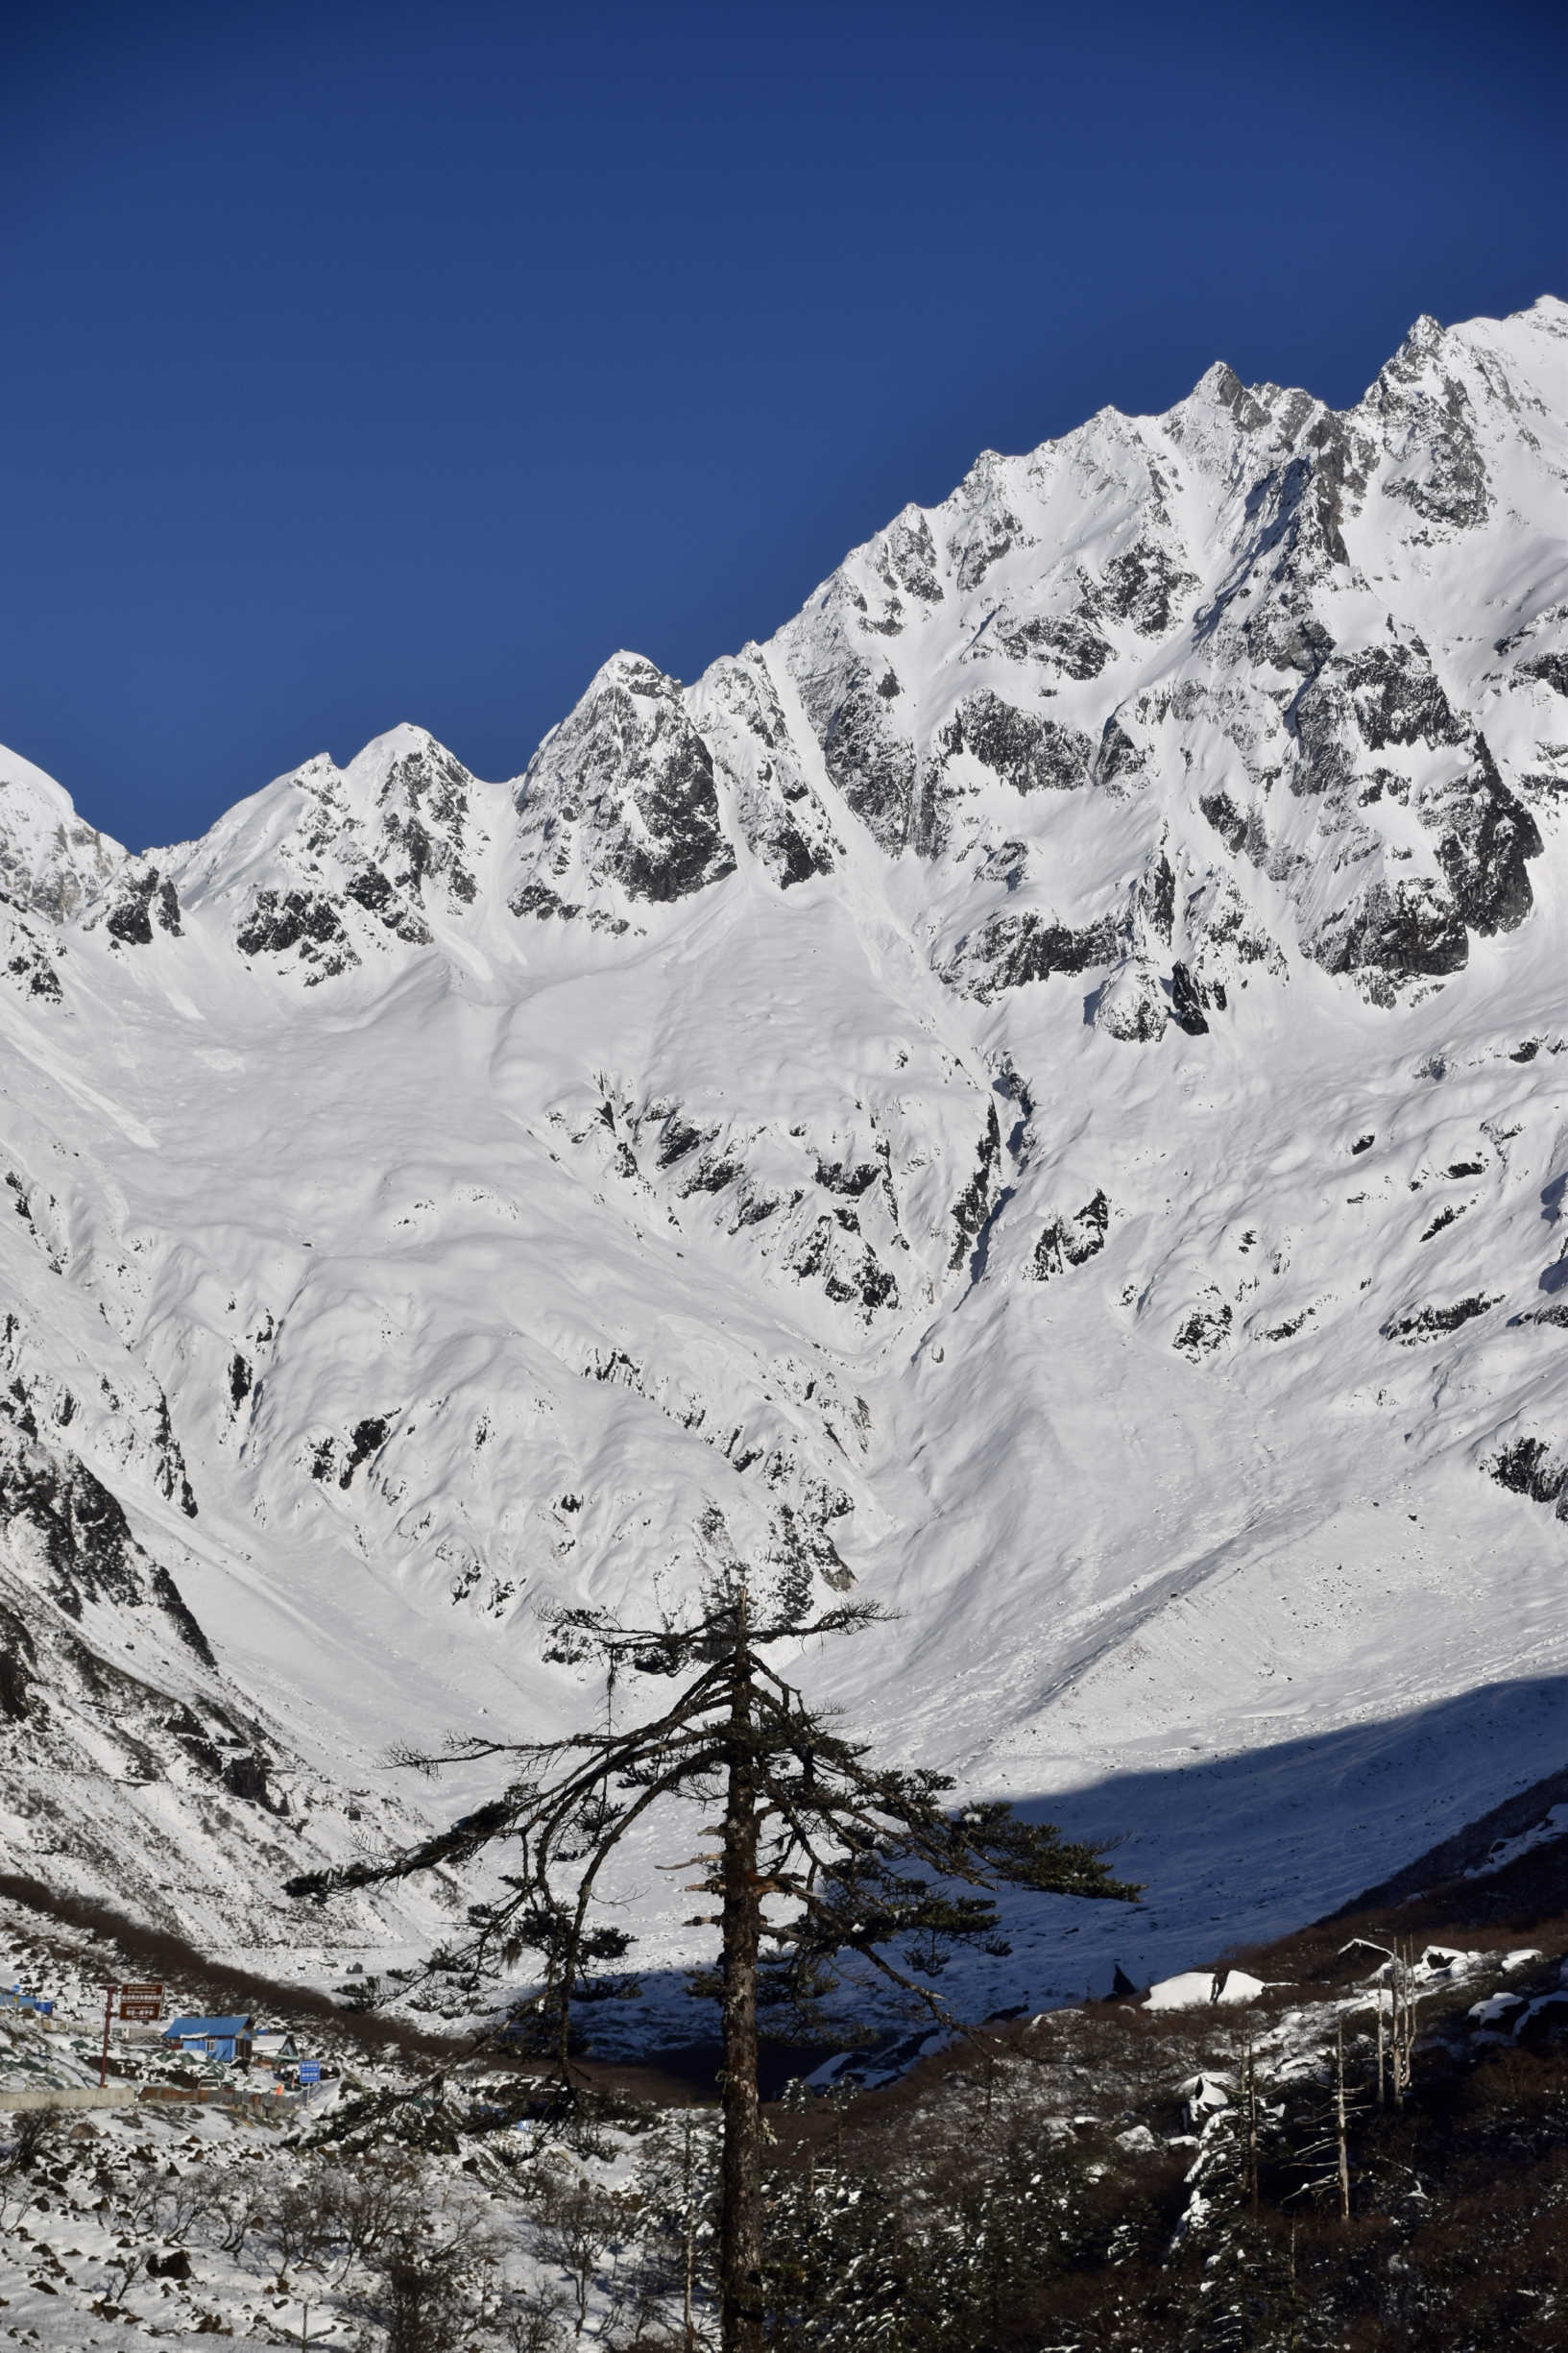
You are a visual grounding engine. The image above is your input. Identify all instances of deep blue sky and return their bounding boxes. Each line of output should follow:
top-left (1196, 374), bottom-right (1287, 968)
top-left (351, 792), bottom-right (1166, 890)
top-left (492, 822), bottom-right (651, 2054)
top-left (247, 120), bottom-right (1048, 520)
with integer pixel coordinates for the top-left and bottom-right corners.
top-left (3, 0), bottom-right (1563, 849)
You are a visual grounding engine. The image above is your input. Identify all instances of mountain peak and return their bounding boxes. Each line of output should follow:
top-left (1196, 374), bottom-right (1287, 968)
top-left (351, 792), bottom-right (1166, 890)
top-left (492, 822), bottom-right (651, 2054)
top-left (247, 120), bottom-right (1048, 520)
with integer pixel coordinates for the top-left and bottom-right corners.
top-left (1, 307), bottom-right (1564, 1999)
top-left (0, 741), bottom-right (126, 922)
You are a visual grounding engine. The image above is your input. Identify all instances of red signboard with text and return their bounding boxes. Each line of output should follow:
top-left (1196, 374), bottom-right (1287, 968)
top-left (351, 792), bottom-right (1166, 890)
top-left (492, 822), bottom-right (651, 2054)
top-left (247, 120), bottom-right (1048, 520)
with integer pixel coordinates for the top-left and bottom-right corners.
top-left (100, 1981), bottom-right (163, 2082)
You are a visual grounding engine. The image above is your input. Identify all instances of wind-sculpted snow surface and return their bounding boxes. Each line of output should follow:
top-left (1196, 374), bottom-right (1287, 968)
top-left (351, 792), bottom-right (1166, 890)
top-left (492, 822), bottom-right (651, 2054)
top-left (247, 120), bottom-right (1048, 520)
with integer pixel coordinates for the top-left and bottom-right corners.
top-left (0, 299), bottom-right (1566, 2034)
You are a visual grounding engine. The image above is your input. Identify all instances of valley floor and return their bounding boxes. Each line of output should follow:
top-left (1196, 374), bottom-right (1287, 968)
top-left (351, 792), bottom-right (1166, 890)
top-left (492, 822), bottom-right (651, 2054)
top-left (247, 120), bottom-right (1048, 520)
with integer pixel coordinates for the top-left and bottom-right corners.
top-left (0, 1812), bottom-right (1561, 2346)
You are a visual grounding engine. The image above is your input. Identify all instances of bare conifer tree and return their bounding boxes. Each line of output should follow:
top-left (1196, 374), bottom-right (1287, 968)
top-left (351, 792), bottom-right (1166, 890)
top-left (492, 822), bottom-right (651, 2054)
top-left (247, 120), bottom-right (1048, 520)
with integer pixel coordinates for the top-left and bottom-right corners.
top-left (287, 1567), bottom-right (1137, 2352)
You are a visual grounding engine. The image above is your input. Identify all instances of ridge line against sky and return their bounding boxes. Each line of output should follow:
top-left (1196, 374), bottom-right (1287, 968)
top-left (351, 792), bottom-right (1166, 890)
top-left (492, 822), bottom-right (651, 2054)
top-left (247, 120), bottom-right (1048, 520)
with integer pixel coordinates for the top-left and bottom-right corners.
top-left (2, 0), bottom-right (1563, 851)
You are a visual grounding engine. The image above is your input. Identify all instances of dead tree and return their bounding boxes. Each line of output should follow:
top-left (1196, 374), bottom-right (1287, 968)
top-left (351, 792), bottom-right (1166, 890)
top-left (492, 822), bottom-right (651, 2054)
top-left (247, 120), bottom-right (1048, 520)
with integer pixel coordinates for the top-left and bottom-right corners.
top-left (1341, 1935), bottom-right (1421, 2107)
top-left (287, 1569), bottom-right (1138, 2353)
top-left (1335, 2022), bottom-right (1351, 2224)
top-left (1286, 2020), bottom-right (1365, 2227)
top-left (1241, 2042), bottom-right (1260, 2214)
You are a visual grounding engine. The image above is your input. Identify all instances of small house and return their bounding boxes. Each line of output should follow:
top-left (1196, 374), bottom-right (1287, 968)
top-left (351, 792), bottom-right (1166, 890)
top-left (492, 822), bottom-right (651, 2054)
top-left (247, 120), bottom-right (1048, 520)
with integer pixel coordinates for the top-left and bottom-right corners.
top-left (250, 2028), bottom-right (298, 2063)
top-left (161, 2014), bottom-right (254, 2066)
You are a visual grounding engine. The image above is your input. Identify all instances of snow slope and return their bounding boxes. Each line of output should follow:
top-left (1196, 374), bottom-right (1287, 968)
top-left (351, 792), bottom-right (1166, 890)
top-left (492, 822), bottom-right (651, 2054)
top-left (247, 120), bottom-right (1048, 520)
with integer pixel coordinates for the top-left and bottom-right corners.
top-left (0, 297), bottom-right (1565, 2038)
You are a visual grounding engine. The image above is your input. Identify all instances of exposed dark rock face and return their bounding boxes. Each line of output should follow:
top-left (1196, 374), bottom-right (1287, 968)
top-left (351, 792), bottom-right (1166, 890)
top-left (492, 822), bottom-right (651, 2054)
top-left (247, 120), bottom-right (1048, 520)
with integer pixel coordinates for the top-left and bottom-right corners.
top-left (1297, 415), bottom-right (1361, 565)
top-left (950, 453), bottom-right (1029, 592)
top-left (772, 832), bottom-right (827, 885)
top-left (1383, 1295), bottom-right (1502, 1344)
top-left (1283, 633), bottom-right (1543, 969)
top-left (516, 654), bottom-right (737, 904)
top-left (509, 879), bottom-right (629, 933)
top-left (151, 1393), bottom-right (199, 1518)
top-left (996, 610), bottom-right (1115, 677)
top-left (1169, 961), bottom-right (1209, 1033)
top-left (1294, 672), bottom-right (1539, 982)
top-left (1244, 607), bottom-right (1337, 680)
top-left (1516, 650), bottom-right (1568, 697)
top-left (602, 712), bottom-right (731, 903)
top-left (1147, 853), bottom-right (1175, 943)
top-left (681, 1150), bottom-right (744, 1196)
top-left (344, 863), bottom-right (433, 943)
top-left (1030, 1190), bottom-right (1109, 1280)
top-left (1096, 716), bottom-right (1146, 791)
top-left (222, 1751), bottom-right (270, 1802)
top-left (206, 731), bottom-right (488, 982)
top-left (1484, 1435), bottom-right (1568, 1517)
top-left (955, 507), bottom-right (1025, 594)
top-left (1206, 360), bottom-right (1273, 435)
top-left (1198, 788), bottom-right (1266, 863)
top-left (784, 1215), bottom-right (899, 1315)
top-left (699, 652), bottom-right (839, 887)
top-left (103, 865), bottom-right (181, 945)
top-left (873, 508), bottom-right (943, 606)
top-left (949, 1100), bottom-right (1002, 1269)
top-left (935, 691), bottom-right (1094, 796)
top-left (0, 1421), bottom-right (215, 1663)
top-left (815, 1156), bottom-right (880, 1198)
top-left (165, 1703), bottom-right (225, 1777)
top-left (945, 909), bottom-right (1122, 1000)
top-left (0, 1601), bottom-right (36, 1719)
top-left (1174, 1298), bottom-right (1233, 1356)
top-left (236, 887), bottom-right (356, 981)
top-left (766, 1499), bottom-right (854, 1594)
top-left (1311, 879), bottom-right (1470, 981)
top-left (813, 667), bottom-right (919, 854)
top-left (1086, 539), bottom-right (1198, 636)
top-left (1342, 643), bottom-right (1468, 759)
top-left (1427, 744), bottom-right (1542, 935)
top-left (338, 1417), bottom-right (392, 1489)
top-left (655, 1112), bottom-right (708, 1169)
top-left (1373, 315), bottom-right (1493, 531)
top-left (1, 911), bottom-right (63, 1001)
top-left (374, 740), bottom-right (481, 910)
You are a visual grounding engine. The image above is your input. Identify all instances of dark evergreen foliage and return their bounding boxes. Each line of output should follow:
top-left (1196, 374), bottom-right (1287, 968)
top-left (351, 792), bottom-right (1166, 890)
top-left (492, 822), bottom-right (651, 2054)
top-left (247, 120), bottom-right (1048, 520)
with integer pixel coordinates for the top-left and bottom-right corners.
top-left (286, 1566), bottom-right (1137, 2350)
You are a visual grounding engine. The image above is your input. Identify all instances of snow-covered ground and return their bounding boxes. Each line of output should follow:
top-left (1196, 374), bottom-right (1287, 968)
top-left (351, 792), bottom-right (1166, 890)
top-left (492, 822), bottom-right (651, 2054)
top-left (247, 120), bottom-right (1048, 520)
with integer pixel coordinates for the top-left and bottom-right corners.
top-left (0, 296), bottom-right (1564, 2047)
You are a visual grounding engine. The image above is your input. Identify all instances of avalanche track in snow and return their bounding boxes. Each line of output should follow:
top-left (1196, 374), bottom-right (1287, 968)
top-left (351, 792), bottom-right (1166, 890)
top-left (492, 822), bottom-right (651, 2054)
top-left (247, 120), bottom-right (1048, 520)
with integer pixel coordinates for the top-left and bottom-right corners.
top-left (0, 297), bottom-right (1565, 2041)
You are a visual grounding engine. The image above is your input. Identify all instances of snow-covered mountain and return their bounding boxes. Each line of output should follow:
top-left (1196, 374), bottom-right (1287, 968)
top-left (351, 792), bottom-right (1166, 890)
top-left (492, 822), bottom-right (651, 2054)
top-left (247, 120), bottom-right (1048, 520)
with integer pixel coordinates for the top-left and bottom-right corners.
top-left (1, 296), bottom-right (1565, 2032)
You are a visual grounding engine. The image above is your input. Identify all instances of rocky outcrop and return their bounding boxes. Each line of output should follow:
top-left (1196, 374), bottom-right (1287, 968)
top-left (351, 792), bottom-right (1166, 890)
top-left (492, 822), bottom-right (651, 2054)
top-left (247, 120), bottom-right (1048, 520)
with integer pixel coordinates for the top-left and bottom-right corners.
top-left (1029, 1190), bottom-right (1109, 1280)
top-left (692, 650), bottom-right (840, 887)
top-left (931, 692), bottom-right (1094, 797)
top-left (945, 910), bottom-right (1122, 1000)
top-left (0, 752), bottom-right (125, 923)
top-left (0, 1420), bottom-right (212, 1662)
top-left (513, 653), bottom-right (736, 910)
top-left (98, 862), bottom-right (181, 945)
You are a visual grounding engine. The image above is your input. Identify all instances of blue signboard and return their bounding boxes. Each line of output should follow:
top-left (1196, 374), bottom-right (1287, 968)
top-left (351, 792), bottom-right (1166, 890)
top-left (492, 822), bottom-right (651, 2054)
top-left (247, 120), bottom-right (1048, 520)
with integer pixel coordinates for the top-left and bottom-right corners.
top-left (297, 2060), bottom-right (321, 2084)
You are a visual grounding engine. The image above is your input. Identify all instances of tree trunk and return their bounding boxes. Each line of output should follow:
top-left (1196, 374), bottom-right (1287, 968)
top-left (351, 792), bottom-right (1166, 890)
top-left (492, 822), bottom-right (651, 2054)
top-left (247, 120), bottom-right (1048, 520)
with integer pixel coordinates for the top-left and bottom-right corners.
top-left (718, 1637), bottom-right (763, 2353)
top-left (1335, 2024), bottom-right (1350, 2223)
top-left (682, 2110), bottom-right (697, 2350)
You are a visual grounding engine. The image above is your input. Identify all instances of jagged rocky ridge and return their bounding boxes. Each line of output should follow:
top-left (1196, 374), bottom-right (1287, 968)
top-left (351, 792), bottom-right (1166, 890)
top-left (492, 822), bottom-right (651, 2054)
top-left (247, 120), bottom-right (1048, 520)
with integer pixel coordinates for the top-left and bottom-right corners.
top-left (0, 298), bottom-right (1564, 2028)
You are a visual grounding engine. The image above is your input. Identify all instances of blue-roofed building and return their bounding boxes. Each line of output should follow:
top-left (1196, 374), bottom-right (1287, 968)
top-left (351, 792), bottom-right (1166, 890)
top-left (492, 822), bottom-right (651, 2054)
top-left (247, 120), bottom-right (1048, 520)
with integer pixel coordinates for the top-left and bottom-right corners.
top-left (161, 2014), bottom-right (253, 2065)
top-left (0, 1989), bottom-right (53, 2017)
